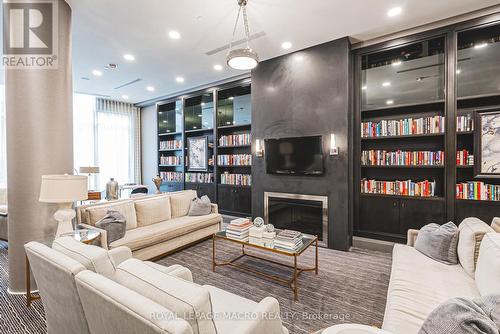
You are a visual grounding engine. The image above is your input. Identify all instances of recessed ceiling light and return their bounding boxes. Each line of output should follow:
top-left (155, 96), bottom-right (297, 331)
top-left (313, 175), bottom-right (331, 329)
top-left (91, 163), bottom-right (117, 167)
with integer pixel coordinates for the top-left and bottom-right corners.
top-left (201, 102), bottom-right (205, 106)
top-left (162, 120), bottom-right (167, 123)
top-left (123, 54), bottom-right (135, 61)
top-left (361, 85), bottom-right (367, 90)
top-left (92, 69), bottom-right (102, 76)
top-left (193, 126), bottom-right (198, 129)
top-left (213, 64), bottom-right (223, 71)
top-left (392, 60), bottom-right (402, 66)
top-left (168, 30), bottom-right (181, 39)
top-left (281, 41), bottom-right (292, 50)
top-left (382, 81), bottom-right (391, 87)
top-left (146, 86), bottom-right (155, 92)
top-left (386, 99), bottom-right (394, 105)
top-left (176, 76), bottom-right (185, 83)
top-left (228, 96), bottom-right (234, 100)
top-left (387, 7), bottom-right (402, 17)
top-left (198, 114), bottom-right (202, 117)
top-left (121, 95), bottom-right (129, 99)
top-left (456, 69), bottom-right (461, 75)
top-left (474, 42), bottom-right (488, 49)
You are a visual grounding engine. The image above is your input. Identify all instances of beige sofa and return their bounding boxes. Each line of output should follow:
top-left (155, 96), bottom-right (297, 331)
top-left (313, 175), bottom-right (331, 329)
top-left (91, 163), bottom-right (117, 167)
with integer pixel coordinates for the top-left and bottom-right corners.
top-left (382, 217), bottom-right (500, 334)
top-left (76, 190), bottom-right (222, 260)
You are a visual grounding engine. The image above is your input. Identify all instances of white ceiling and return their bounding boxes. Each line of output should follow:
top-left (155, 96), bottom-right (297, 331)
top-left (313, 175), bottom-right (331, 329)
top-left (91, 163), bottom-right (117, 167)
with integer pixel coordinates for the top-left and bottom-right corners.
top-left (67, 0), bottom-right (500, 104)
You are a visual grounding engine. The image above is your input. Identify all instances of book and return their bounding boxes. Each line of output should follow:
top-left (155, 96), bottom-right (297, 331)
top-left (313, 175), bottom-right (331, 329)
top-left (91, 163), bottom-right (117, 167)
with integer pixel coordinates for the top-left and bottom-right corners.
top-left (361, 115), bottom-right (445, 138)
top-left (361, 179), bottom-right (437, 197)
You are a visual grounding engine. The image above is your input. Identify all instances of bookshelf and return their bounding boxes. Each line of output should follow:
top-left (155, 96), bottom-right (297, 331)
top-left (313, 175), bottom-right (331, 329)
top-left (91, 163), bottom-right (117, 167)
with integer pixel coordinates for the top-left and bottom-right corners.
top-left (156, 81), bottom-right (252, 216)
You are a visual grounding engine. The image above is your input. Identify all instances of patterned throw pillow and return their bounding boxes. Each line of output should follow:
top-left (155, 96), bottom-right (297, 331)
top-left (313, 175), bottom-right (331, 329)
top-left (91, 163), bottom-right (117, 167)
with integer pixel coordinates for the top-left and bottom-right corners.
top-left (95, 210), bottom-right (126, 245)
top-left (415, 222), bottom-right (459, 265)
top-left (187, 195), bottom-right (212, 216)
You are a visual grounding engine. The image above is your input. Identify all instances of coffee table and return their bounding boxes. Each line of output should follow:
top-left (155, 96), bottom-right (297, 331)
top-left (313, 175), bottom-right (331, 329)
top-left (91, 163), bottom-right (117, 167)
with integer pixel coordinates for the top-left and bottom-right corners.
top-left (212, 230), bottom-right (318, 301)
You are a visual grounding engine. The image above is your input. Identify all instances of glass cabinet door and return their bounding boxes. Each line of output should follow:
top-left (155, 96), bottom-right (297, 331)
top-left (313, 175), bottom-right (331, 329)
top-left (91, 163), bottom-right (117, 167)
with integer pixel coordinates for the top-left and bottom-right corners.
top-left (361, 37), bottom-right (445, 110)
top-left (158, 100), bottom-right (182, 133)
top-left (457, 24), bottom-right (500, 98)
top-left (184, 93), bottom-right (214, 131)
top-left (217, 84), bottom-right (251, 127)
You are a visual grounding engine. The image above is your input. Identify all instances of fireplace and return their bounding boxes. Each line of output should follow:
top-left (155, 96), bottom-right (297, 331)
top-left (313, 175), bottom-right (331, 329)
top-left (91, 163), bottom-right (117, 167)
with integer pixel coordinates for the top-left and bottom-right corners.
top-left (264, 192), bottom-right (328, 247)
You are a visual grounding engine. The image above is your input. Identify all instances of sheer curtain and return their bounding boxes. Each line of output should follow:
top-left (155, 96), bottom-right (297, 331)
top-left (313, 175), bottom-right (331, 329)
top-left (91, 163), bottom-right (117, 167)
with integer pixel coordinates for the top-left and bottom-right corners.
top-left (73, 95), bottom-right (141, 191)
top-left (0, 85), bottom-right (6, 205)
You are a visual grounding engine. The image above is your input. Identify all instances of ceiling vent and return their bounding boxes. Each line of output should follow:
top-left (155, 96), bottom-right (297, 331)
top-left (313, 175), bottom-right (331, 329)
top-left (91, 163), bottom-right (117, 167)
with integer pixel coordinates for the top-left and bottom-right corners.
top-left (113, 78), bottom-right (142, 90)
top-left (205, 31), bottom-right (266, 56)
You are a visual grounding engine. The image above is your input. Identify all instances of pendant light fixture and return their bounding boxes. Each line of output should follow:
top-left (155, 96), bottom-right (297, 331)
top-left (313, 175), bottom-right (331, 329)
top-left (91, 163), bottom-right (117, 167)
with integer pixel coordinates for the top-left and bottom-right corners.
top-left (226, 0), bottom-right (259, 70)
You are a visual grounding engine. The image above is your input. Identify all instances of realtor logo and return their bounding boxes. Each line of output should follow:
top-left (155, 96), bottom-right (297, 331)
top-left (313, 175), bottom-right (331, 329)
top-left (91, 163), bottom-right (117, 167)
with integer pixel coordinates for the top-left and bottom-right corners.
top-left (2, 0), bottom-right (58, 69)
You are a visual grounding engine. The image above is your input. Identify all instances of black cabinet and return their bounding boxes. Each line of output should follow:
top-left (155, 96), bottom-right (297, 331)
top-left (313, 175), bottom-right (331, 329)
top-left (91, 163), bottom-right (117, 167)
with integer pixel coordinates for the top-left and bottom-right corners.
top-left (217, 185), bottom-right (251, 216)
top-left (185, 183), bottom-right (215, 203)
top-left (358, 195), bottom-right (445, 241)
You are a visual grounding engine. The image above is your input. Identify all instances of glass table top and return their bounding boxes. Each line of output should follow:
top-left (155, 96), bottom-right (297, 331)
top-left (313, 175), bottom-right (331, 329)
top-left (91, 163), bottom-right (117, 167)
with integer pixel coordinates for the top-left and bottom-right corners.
top-left (215, 229), bottom-right (317, 255)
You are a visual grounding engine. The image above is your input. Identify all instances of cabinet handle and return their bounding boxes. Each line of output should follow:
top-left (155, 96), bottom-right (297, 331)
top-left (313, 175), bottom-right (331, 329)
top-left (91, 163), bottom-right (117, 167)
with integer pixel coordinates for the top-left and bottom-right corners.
top-left (401, 202), bottom-right (405, 208)
top-left (393, 202), bottom-right (397, 207)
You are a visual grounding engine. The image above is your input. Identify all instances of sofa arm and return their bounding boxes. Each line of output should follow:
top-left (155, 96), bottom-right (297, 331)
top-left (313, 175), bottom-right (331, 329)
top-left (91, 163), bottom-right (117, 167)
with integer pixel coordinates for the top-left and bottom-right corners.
top-left (210, 203), bottom-right (219, 214)
top-left (491, 217), bottom-right (500, 233)
top-left (407, 229), bottom-right (419, 247)
top-left (79, 223), bottom-right (108, 250)
top-left (108, 246), bottom-right (132, 265)
top-left (236, 297), bottom-right (286, 334)
top-left (143, 261), bottom-right (194, 282)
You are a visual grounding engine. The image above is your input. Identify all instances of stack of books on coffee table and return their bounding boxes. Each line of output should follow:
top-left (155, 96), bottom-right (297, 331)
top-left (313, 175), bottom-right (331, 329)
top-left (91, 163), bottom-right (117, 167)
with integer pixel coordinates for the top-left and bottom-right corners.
top-left (226, 218), bottom-right (252, 242)
top-left (274, 229), bottom-right (303, 251)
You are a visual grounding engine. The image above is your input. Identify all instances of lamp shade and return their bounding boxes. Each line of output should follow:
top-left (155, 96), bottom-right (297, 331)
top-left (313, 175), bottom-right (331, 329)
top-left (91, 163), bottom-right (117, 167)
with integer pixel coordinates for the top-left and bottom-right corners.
top-left (79, 166), bottom-right (100, 174)
top-left (39, 174), bottom-right (88, 203)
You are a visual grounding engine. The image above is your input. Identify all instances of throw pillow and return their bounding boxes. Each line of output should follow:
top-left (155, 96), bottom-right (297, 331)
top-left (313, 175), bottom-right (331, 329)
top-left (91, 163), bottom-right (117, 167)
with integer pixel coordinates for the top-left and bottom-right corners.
top-left (419, 295), bottom-right (500, 334)
top-left (415, 222), bottom-right (459, 265)
top-left (475, 233), bottom-right (500, 297)
top-left (95, 210), bottom-right (126, 245)
top-left (188, 195), bottom-right (212, 216)
top-left (457, 217), bottom-right (495, 277)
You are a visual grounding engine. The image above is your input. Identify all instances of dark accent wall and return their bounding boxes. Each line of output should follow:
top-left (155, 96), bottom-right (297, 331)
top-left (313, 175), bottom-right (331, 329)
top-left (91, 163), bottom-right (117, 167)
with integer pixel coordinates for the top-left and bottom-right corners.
top-left (251, 37), bottom-right (352, 251)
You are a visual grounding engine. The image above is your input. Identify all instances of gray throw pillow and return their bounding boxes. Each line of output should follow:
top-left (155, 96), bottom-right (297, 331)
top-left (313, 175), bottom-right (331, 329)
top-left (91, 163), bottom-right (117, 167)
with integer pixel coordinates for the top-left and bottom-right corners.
top-left (188, 195), bottom-right (211, 216)
top-left (419, 295), bottom-right (500, 334)
top-left (415, 222), bottom-right (459, 265)
top-left (95, 210), bottom-right (126, 245)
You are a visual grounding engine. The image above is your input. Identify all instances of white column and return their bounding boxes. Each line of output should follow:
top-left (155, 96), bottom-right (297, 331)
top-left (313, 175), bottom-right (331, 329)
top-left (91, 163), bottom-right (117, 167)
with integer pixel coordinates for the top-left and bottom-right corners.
top-left (6, 0), bottom-right (73, 293)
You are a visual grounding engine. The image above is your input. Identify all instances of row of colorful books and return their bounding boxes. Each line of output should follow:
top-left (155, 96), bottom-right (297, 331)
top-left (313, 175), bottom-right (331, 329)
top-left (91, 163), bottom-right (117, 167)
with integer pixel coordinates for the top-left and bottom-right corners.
top-left (159, 140), bottom-right (182, 150)
top-left (361, 179), bottom-right (437, 197)
top-left (361, 150), bottom-right (444, 166)
top-left (217, 154), bottom-right (252, 166)
top-left (274, 230), bottom-right (303, 251)
top-left (220, 173), bottom-right (251, 186)
top-left (457, 114), bottom-right (474, 132)
top-left (456, 150), bottom-right (474, 166)
top-left (219, 133), bottom-right (251, 147)
top-left (456, 182), bottom-right (500, 201)
top-left (160, 155), bottom-right (182, 166)
top-left (160, 171), bottom-right (183, 182)
top-left (361, 115), bottom-right (445, 138)
top-left (185, 173), bottom-right (213, 183)
top-left (226, 218), bottom-right (252, 242)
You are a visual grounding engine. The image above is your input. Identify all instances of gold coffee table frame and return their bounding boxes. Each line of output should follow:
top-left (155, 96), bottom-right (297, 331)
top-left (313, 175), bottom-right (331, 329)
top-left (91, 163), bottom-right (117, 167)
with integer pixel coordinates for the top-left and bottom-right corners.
top-left (212, 231), bottom-right (318, 301)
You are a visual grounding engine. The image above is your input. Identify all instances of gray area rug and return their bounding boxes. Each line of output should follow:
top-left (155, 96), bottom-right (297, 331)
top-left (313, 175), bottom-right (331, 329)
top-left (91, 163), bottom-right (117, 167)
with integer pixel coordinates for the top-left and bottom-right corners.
top-left (156, 239), bottom-right (392, 334)
top-left (0, 239), bottom-right (391, 334)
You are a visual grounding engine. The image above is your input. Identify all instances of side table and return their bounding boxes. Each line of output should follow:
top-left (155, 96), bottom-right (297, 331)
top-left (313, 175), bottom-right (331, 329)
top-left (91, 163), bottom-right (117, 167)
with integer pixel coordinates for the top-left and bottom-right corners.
top-left (318, 324), bottom-right (393, 334)
top-left (25, 228), bottom-right (101, 307)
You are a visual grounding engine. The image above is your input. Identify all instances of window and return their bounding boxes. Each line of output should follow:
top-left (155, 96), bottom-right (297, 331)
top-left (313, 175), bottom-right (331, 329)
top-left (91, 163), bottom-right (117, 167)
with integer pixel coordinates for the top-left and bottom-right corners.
top-left (73, 95), bottom-right (141, 190)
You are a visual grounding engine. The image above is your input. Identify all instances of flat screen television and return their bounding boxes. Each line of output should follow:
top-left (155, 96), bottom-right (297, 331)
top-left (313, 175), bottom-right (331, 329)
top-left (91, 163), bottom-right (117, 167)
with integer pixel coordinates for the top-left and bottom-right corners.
top-left (265, 135), bottom-right (324, 175)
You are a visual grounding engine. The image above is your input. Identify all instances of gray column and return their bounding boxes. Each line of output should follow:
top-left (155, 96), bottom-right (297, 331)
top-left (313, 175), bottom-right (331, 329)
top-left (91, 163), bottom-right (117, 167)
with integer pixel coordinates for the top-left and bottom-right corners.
top-left (6, 0), bottom-right (73, 293)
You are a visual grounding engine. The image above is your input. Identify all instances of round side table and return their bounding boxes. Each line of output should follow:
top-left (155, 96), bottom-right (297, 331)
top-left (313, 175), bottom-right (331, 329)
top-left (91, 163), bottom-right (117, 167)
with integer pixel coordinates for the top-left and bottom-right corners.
top-left (321, 324), bottom-right (393, 334)
top-left (60, 228), bottom-right (100, 244)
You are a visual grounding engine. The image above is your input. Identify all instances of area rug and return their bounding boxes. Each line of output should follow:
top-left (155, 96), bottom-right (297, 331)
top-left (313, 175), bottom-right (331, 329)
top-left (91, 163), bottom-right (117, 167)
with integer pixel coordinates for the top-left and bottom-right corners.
top-left (156, 239), bottom-right (392, 334)
top-left (0, 239), bottom-right (392, 334)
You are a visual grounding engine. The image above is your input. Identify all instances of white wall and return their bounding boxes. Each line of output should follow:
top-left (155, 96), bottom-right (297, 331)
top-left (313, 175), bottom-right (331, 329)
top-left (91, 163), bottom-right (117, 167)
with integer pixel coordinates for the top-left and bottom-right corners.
top-left (141, 104), bottom-right (157, 193)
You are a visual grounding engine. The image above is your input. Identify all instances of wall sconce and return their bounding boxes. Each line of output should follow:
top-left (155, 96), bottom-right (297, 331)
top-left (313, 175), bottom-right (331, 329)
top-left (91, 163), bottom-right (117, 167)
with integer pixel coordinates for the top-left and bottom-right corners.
top-left (330, 134), bottom-right (339, 156)
top-left (255, 139), bottom-right (264, 157)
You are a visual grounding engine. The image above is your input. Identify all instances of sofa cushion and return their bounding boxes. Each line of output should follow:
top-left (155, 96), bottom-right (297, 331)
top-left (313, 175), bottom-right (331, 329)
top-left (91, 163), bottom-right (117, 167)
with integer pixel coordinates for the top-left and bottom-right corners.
top-left (457, 217), bottom-right (495, 277)
top-left (415, 222), bottom-right (459, 264)
top-left (109, 213), bottom-right (221, 251)
top-left (85, 200), bottom-right (137, 230)
top-left (170, 190), bottom-right (197, 218)
top-left (134, 195), bottom-right (171, 227)
top-left (382, 244), bottom-right (480, 334)
top-left (52, 236), bottom-right (116, 278)
top-left (113, 258), bottom-right (217, 334)
top-left (475, 233), bottom-right (500, 297)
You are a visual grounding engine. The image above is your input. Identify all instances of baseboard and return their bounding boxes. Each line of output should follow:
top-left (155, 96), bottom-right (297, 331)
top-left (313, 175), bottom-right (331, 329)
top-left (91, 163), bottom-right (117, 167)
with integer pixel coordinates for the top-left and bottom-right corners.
top-left (352, 236), bottom-right (395, 253)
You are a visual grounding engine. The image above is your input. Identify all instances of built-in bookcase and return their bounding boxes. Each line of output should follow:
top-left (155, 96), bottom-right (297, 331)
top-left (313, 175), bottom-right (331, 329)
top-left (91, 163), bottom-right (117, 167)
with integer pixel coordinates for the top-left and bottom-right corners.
top-left (355, 16), bottom-right (500, 242)
top-left (156, 80), bottom-right (252, 216)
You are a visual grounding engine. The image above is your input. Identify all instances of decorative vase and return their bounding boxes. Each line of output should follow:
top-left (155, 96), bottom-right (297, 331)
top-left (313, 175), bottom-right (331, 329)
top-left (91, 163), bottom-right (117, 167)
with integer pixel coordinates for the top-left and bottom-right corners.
top-left (106, 178), bottom-right (119, 200)
top-left (152, 174), bottom-right (162, 194)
